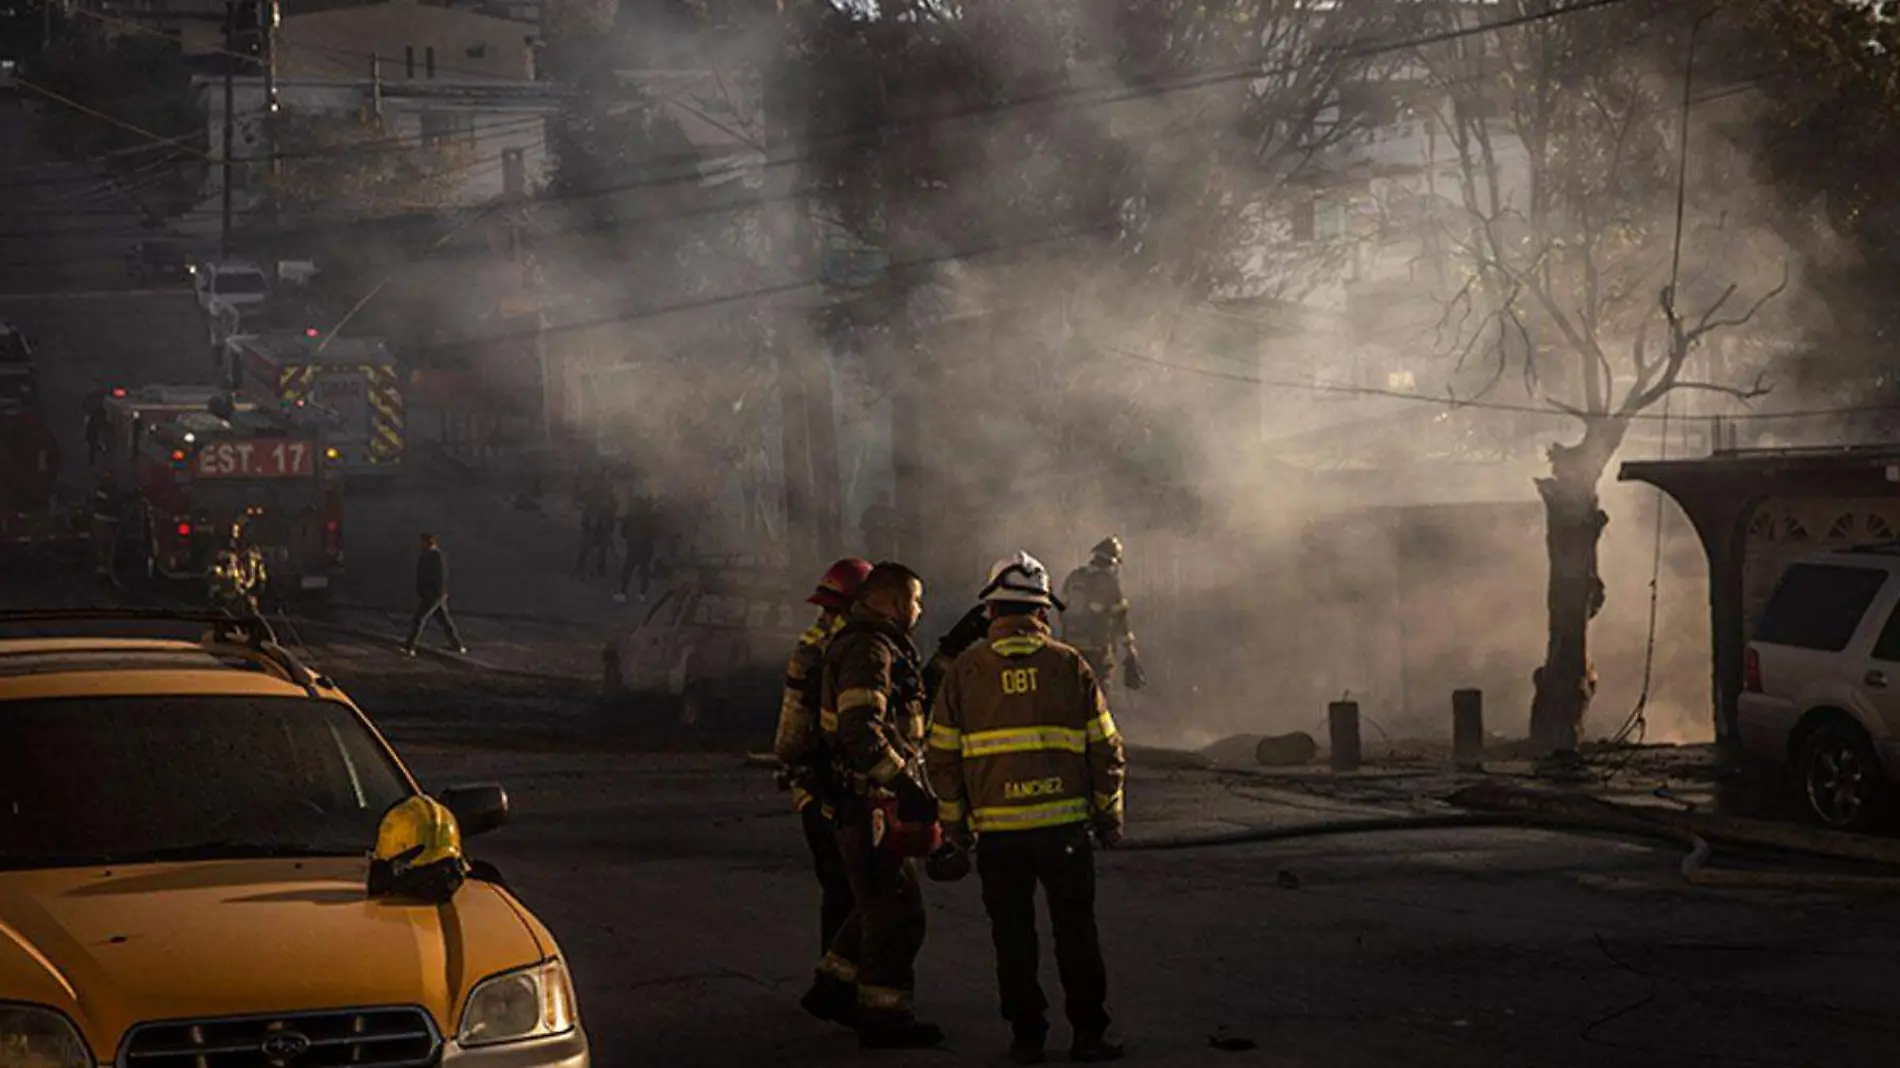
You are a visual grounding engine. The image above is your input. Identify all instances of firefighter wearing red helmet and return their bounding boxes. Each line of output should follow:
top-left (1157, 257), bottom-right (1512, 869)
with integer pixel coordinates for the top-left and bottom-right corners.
top-left (928, 551), bottom-right (1128, 1064)
top-left (774, 556), bottom-right (873, 1027)
top-left (818, 561), bottom-right (944, 1050)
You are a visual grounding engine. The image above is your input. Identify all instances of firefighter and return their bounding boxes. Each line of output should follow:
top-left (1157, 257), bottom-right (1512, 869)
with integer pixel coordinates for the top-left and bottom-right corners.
top-left (1059, 536), bottom-right (1146, 692)
top-left (775, 556), bottom-right (873, 1027)
top-left (208, 519), bottom-right (268, 615)
top-left (819, 561), bottom-right (945, 1050)
top-left (928, 551), bottom-right (1128, 1064)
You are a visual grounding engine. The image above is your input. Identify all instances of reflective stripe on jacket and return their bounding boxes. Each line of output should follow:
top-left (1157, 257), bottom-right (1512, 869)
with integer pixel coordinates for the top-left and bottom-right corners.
top-left (925, 614), bottom-right (1127, 835)
top-left (1059, 564), bottom-right (1132, 652)
top-left (772, 613), bottom-right (845, 812)
top-left (821, 608), bottom-right (927, 797)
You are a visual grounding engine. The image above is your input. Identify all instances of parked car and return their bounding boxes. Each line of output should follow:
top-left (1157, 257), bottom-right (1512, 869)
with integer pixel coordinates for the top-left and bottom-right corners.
top-left (0, 609), bottom-right (592, 1066)
top-left (1737, 544), bottom-right (1900, 831)
top-left (125, 239), bottom-right (192, 282)
top-left (191, 258), bottom-right (272, 318)
top-left (602, 556), bottom-right (805, 729)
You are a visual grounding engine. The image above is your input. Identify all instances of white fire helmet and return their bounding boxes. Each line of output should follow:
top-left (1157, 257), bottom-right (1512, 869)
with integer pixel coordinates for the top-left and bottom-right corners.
top-left (980, 551), bottom-right (1066, 610)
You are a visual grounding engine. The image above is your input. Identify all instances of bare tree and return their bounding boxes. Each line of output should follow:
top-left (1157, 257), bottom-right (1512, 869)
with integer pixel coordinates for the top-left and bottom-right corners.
top-left (1415, 0), bottom-right (1786, 754)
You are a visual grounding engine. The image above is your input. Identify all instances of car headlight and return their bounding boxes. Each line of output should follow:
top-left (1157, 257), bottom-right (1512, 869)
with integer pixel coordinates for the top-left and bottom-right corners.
top-left (0, 1003), bottom-right (90, 1068)
top-left (457, 958), bottom-right (578, 1048)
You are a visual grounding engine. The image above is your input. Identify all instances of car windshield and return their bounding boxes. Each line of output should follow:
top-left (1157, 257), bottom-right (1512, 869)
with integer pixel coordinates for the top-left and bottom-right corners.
top-left (215, 271), bottom-right (270, 295)
top-left (0, 695), bottom-right (412, 869)
top-left (144, 242), bottom-right (183, 262)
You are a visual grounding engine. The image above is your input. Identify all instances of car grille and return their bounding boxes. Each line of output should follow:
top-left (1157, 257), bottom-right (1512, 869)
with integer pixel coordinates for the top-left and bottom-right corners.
top-left (120, 1006), bottom-right (440, 1068)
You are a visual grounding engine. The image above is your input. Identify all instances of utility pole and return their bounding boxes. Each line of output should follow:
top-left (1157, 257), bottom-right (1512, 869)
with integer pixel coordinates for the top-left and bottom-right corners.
top-left (262, 0), bottom-right (280, 231)
top-left (219, 0), bottom-right (236, 259)
top-left (502, 149), bottom-right (548, 442)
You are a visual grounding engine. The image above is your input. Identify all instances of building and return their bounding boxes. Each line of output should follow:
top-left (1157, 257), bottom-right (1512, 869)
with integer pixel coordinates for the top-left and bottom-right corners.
top-left (195, 0), bottom-right (553, 215)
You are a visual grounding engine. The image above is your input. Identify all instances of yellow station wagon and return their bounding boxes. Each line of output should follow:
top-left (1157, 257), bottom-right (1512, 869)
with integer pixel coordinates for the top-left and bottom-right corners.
top-left (0, 610), bottom-right (589, 1067)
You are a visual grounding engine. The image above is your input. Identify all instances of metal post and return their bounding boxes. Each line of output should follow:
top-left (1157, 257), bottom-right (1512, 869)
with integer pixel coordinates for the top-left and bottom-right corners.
top-left (262, 0), bottom-right (280, 228)
top-left (1453, 688), bottom-right (1485, 771)
top-left (1328, 700), bottom-right (1361, 772)
top-left (219, 0), bottom-right (236, 259)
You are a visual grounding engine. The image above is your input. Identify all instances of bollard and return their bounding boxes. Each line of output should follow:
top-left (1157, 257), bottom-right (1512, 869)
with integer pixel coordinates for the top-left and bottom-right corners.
top-left (1328, 700), bottom-right (1361, 772)
top-left (1453, 688), bottom-right (1485, 771)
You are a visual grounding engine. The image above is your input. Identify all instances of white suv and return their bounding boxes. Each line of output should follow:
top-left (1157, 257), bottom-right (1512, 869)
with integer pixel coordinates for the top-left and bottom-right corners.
top-left (1738, 546), bottom-right (1900, 831)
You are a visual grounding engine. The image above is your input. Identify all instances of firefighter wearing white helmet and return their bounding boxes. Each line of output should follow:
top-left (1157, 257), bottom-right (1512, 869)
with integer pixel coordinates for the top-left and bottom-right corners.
top-left (1059, 537), bottom-right (1145, 692)
top-left (926, 550), bottom-right (1128, 1064)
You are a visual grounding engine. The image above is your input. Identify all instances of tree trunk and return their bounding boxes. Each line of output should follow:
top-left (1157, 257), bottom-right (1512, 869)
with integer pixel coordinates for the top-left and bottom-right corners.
top-left (1527, 417), bottom-right (1627, 755)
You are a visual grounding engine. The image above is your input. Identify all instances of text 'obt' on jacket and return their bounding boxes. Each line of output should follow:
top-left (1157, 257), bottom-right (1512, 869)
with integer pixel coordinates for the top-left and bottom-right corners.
top-left (925, 614), bottom-right (1127, 834)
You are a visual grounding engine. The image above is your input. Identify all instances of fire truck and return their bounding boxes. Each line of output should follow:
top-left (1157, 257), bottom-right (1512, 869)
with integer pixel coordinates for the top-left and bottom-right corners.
top-left (222, 328), bottom-right (404, 477)
top-left (89, 385), bottom-right (344, 599)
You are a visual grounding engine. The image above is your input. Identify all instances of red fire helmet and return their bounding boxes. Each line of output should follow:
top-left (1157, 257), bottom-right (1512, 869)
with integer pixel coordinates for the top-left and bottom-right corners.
top-left (809, 557), bottom-right (873, 609)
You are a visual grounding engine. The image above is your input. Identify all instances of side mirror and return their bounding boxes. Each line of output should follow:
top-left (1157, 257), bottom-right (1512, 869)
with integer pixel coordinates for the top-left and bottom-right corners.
top-left (438, 783), bottom-right (510, 838)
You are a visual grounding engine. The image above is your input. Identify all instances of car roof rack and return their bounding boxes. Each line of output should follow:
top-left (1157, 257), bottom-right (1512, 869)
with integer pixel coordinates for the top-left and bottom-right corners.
top-left (0, 608), bottom-right (320, 690)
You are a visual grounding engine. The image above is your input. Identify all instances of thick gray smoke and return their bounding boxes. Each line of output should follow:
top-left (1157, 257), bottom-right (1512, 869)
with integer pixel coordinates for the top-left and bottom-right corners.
top-left (475, 0), bottom-right (1862, 749)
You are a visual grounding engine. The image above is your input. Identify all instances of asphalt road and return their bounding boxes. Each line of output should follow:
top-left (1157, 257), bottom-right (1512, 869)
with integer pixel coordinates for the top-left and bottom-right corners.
top-left (378, 728), bottom-right (1900, 1068)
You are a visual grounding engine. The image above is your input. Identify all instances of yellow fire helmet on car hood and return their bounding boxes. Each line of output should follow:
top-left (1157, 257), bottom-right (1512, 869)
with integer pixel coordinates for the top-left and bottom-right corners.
top-left (369, 795), bottom-right (471, 903)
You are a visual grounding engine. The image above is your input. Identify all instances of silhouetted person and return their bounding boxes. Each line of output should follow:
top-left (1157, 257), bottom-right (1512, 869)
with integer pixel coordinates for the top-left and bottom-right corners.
top-left (860, 492), bottom-right (899, 560)
top-left (402, 532), bottom-right (466, 656)
top-left (615, 491), bottom-right (662, 603)
top-left (82, 389), bottom-right (108, 467)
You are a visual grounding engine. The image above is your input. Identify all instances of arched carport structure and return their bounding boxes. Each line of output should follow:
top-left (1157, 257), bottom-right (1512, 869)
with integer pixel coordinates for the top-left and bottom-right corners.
top-left (1619, 445), bottom-right (1900, 748)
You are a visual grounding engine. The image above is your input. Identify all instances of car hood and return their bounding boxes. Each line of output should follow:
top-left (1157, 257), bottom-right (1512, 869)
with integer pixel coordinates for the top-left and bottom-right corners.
top-left (0, 857), bottom-right (545, 1059)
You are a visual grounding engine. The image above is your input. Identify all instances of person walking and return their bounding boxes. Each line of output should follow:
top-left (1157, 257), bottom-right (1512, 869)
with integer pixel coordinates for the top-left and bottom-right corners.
top-left (819, 562), bottom-right (944, 1050)
top-left (775, 557), bottom-right (875, 1026)
top-left (927, 551), bottom-right (1129, 1064)
top-left (401, 532), bottom-right (467, 656)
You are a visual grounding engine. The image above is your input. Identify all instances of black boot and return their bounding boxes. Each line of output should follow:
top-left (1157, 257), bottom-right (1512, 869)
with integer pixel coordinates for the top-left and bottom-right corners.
top-left (1009, 1025), bottom-right (1048, 1064)
top-left (798, 975), bottom-right (857, 1028)
top-left (1071, 1033), bottom-right (1126, 1062)
top-left (858, 1016), bottom-right (945, 1050)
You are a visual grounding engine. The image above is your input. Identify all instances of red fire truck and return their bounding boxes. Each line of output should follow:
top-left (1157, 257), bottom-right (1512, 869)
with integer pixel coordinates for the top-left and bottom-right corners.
top-left (89, 385), bottom-right (344, 599)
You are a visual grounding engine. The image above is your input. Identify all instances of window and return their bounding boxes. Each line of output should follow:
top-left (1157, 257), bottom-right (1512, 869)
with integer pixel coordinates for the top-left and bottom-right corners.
top-left (1873, 602), bottom-right (1900, 662)
top-left (0, 695), bottom-right (410, 870)
top-left (405, 44), bottom-right (415, 78)
top-left (1754, 563), bottom-right (1888, 652)
top-left (466, 43), bottom-right (486, 59)
top-left (426, 46), bottom-right (436, 78)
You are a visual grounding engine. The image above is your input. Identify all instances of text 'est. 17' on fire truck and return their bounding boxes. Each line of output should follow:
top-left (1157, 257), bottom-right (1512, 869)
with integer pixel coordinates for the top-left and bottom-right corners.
top-left (222, 328), bottom-right (403, 477)
top-left (89, 384), bottom-right (343, 599)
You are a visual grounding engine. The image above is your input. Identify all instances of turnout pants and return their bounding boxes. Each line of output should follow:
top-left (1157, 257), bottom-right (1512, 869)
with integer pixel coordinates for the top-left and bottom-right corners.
top-left (827, 800), bottom-right (927, 1021)
top-left (801, 801), bottom-right (857, 958)
top-left (976, 822), bottom-right (1110, 1041)
top-left (1078, 648), bottom-right (1116, 687)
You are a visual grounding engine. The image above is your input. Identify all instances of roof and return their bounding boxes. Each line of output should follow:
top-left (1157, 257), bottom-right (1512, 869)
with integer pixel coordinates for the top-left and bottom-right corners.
top-left (1622, 444), bottom-right (1900, 482)
top-left (0, 640), bottom-right (312, 700)
top-left (233, 331), bottom-right (393, 363)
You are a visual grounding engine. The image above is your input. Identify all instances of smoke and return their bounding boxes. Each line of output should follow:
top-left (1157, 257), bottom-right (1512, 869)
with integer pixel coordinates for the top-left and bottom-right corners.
top-left (383, 0), bottom-right (1900, 751)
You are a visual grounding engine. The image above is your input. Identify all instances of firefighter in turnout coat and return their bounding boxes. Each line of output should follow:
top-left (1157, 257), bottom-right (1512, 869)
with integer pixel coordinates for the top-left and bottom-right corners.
top-left (1059, 536), bottom-right (1145, 692)
top-left (818, 562), bottom-right (948, 1050)
top-left (774, 557), bottom-right (873, 1027)
top-left (928, 551), bottom-right (1128, 1064)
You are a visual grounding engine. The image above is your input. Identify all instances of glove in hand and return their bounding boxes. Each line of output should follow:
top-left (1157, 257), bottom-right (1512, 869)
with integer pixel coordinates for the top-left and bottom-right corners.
top-left (1124, 656), bottom-right (1148, 692)
top-left (939, 604), bottom-right (991, 659)
top-left (945, 819), bottom-right (975, 851)
top-left (1092, 819), bottom-right (1125, 849)
top-left (893, 773), bottom-right (938, 825)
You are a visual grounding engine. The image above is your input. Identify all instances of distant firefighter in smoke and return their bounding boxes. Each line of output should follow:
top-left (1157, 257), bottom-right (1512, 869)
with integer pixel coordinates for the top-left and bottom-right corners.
top-left (1059, 537), bottom-right (1146, 692)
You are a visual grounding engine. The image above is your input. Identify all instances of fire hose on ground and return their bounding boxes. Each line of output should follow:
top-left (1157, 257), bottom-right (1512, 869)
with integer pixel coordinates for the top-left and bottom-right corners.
top-left (1120, 780), bottom-right (1900, 895)
top-left (741, 753), bottom-right (1900, 894)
